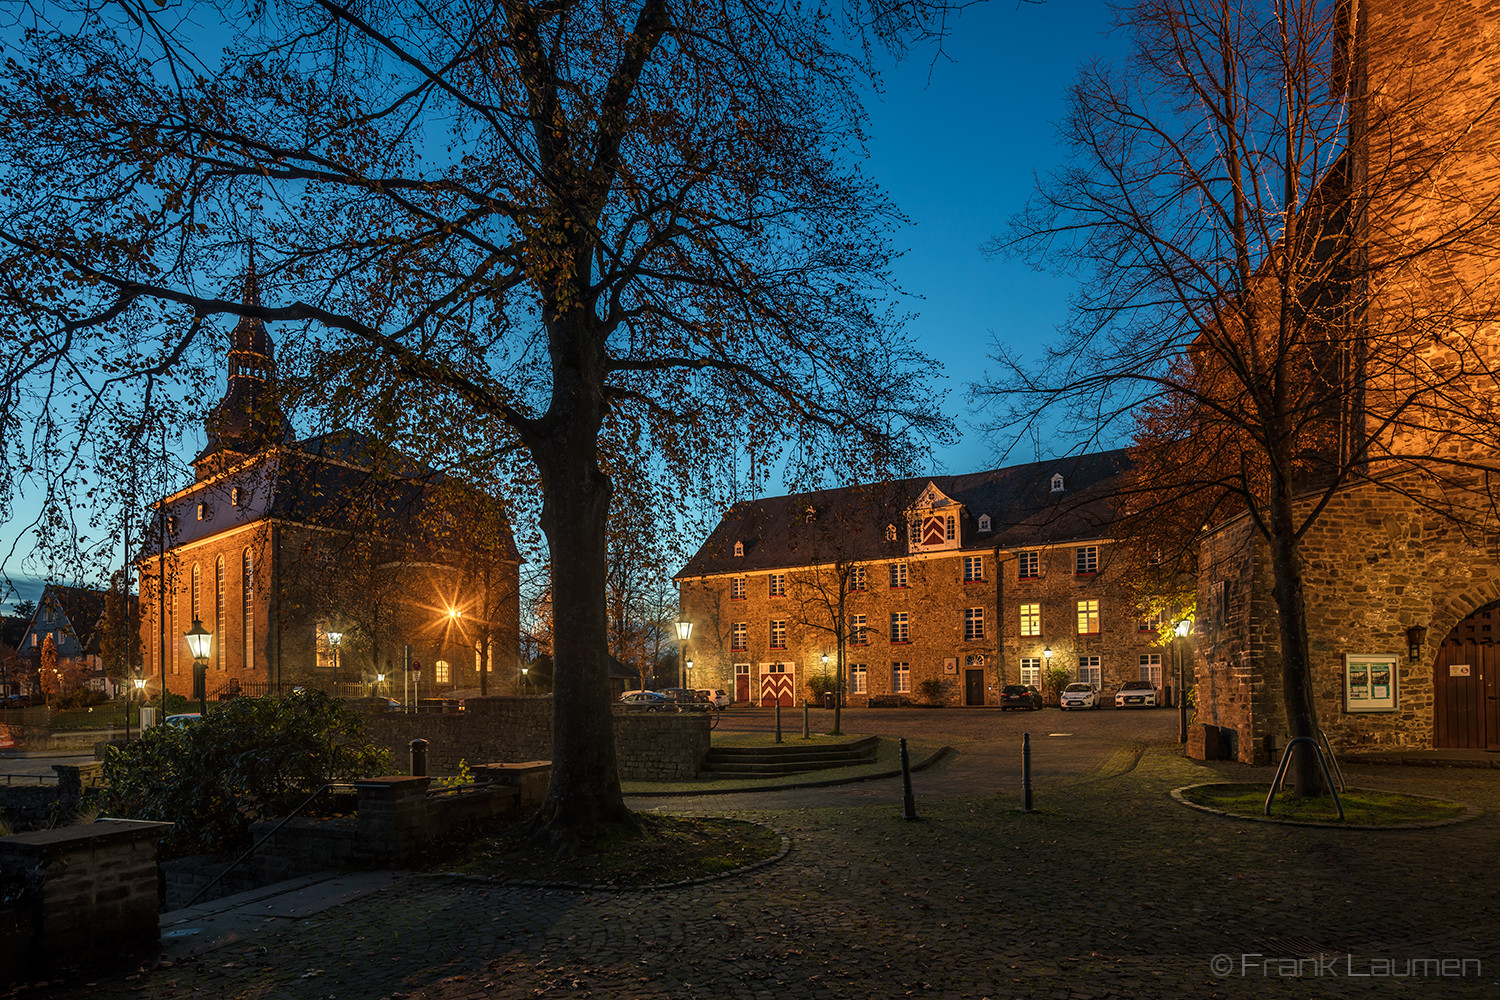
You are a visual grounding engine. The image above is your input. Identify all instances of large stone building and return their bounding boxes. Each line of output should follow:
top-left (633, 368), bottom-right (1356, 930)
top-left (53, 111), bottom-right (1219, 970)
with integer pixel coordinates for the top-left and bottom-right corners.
top-left (135, 264), bottom-right (521, 704)
top-left (676, 452), bottom-right (1181, 707)
top-left (1195, 0), bottom-right (1500, 760)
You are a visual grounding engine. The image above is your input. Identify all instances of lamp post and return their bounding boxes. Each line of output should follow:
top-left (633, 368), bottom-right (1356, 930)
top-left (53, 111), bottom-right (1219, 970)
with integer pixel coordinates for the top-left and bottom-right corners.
top-left (521, 664), bottom-right (529, 695)
top-left (1175, 619), bottom-right (1192, 743)
top-left (184, 617), bottom-right (212, 717)
top-left (327, 630), bottom-right (342, 699)
top-left (674, 620), bottom-right (692, 689)
top-left (375, 672), bottom-right (385, 698)
top-left (129, 676), bottom-right (146, 740)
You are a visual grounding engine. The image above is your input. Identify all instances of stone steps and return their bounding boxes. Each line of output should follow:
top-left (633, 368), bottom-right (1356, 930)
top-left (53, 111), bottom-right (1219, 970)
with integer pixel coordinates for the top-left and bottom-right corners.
top-left (700, 735), bottom-right (879, 775)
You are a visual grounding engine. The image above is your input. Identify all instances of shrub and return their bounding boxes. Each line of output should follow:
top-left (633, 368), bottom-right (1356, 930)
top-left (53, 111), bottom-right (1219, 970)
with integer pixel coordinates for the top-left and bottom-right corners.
top-left (806, 674), bottom-right (840, 701)
top-left (1041, 667), bottom-right (1073, 705)
top-left (91, 690), bottom-right (391, 858)
top-left (918, 679), bottom-right (945, 704)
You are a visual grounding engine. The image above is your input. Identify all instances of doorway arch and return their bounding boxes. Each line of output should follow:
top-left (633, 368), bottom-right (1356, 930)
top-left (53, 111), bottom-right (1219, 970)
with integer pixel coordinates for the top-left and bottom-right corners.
top-left (1433, 600), bottom-right (1500, 749)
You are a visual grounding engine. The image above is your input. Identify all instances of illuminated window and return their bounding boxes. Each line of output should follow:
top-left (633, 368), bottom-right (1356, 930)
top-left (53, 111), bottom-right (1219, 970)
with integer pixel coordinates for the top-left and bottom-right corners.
top-left (242, 549), bottom-right (254, 670)
top-left (1019, 603), bottom-right (1041, 637)
top-left (435, 660), bottom-right (451, 684)
top-left (215, 556), bottom-right (226, 670)
top-left (1077, 599), bottom-right (1100, 635)
top-left (1019, 657), bottom-right (1041, 686)
top-left (1139, 653), bottom-right (1163, 687)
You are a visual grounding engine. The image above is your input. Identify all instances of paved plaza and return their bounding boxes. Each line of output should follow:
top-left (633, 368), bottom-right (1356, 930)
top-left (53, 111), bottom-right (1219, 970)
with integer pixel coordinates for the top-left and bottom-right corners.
top-left (14, 708), bottom-right (1500, 999)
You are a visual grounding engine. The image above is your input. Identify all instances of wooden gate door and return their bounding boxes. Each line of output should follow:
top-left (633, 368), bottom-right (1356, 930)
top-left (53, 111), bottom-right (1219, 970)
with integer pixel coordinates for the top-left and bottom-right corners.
top-left (1434, 640), bottom-right (1483, 748)
top-left (965, 669), bottom-right (985, 706)
top-left (760, 663), bottom-right (795, 707)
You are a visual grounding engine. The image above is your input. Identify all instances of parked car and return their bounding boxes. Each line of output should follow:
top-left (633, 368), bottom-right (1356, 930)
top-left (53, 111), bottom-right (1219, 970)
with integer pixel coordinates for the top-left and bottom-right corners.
top-left (343, 696), bottom-right (402, 712)
top-left (656, 687), bottom-right (712, 711)
top-left (999, 684), bottom-right (1044, 710)
top-left (696, 688), bottom-right (731, 710)
top-left (1114, 680), bottom-right (1160, 708)
top-left (619, 690), bottom-right (668, 712)
top-left (165, 713), bottom-right (203, 728)
top-left (1059, 682), bottom-right (1100, 710)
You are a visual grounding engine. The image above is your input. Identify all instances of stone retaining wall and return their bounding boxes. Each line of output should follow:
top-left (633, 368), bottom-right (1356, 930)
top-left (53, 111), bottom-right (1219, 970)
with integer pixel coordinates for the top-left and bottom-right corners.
top-left (361, 697), bottom-right (710, 779)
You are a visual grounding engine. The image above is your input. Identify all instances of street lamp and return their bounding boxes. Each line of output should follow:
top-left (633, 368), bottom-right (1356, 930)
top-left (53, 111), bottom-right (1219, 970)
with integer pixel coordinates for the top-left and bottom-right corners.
top-left (129, 676), bottom-right (146, 740)
top-left (674, 620), bottom-right (692, 688)
top-left (375, 672), bottom-right (385, 698)
top-left (184, 618), bottom-right (212, 717)
top-left (1175, 618), bottom-right (1192, 743)
top-left (685, 659), bottom-right (694, 688)
top-left (327, 630), bottom-right (342, 698)
top-left (521, 664), bottom-right (529, 695)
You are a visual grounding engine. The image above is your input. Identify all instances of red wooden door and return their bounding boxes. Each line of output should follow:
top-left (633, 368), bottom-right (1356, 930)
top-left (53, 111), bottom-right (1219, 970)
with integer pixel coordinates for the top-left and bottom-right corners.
top-left (760, 664), bottom-right (794, 707)
top-left (735, 664), bottom-right (749, 703)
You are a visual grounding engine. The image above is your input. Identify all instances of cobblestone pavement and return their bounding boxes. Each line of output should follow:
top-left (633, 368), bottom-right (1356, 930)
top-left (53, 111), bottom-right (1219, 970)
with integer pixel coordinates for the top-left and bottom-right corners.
top-left (19, 716), bottom-right (1500, 999)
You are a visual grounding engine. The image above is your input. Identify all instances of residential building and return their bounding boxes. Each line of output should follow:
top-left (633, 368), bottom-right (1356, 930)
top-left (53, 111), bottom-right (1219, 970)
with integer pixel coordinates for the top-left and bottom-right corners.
top-left (676, 452), bottom-right (1174, 706)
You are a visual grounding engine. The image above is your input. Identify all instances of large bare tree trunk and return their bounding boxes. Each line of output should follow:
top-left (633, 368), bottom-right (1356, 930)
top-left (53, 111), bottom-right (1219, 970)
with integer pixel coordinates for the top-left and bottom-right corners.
top-left (1267, 477), bottom-right (1323, 796)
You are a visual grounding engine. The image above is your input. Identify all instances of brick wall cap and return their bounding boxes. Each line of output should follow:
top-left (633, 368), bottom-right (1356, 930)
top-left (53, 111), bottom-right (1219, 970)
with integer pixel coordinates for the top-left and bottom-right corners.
top-left (0, 819), bottom-right (172, 856)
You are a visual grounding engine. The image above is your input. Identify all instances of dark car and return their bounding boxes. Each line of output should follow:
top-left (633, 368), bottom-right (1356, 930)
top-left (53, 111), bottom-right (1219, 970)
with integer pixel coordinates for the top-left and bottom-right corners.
top-left (1000, 684), bottom-right (1044, 710)
top-left (656, 688), bottom-right (713, 711)
top-left (619, 690), bottom-right (669, 712)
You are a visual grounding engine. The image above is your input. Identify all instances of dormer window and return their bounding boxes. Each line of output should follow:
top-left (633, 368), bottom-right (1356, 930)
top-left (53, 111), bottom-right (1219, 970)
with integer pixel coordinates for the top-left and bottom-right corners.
top-left (978, 514), bottom-right (992, 533)
top-left (1050, 473), bottom-right (1065, 493)
top-left (197, 502), bottom-right (208, 521)
top-left (231, 487), bottom-right (241, 506)
top-left (167, 515), bottom-right (178, 533)
top-left (733, 540), bottom-right (744, 557)
top-left (945, 516), bottom-right (956, 541)
top-left (885, 524), bottom-right (897, 542)
top-left (804, 505), bottom-right (816, 523)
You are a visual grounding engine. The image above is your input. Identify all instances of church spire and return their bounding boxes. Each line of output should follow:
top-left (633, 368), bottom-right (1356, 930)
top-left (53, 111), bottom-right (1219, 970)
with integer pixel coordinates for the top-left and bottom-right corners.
top-left (195, 248), bottom-right (288, 478)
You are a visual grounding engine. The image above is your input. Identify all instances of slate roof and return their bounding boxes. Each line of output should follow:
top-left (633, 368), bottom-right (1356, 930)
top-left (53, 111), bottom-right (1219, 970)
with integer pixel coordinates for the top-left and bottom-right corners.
top-left (34, 584), bottom-right (109, 655)
top-left (676, 450), bottom-right (1132, 579)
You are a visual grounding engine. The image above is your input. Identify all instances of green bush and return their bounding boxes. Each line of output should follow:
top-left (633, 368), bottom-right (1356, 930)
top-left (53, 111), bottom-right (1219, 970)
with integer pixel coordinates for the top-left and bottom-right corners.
top-left (91, 690), bottom-right (391, 858)
top-left (806, 674), bottom-right (840, 701)
top-left (1041, 667), bottom-right (1073, 705)
top-left (918, 679), bottom-right (945, 704)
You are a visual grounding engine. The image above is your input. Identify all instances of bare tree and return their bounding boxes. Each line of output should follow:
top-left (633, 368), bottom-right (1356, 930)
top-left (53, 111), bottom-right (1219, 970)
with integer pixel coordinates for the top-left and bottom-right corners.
top-left (980, 0), bottom-right (1500, 793)
top-left (0, 0), bottom-right (961, 842)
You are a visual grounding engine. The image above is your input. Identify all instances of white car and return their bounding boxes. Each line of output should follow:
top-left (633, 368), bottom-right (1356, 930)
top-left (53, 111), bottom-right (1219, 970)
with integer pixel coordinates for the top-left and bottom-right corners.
top-left (1114, 681), bottom-right (1160, 708)
top-left (696, 688), bottom-right (730, 710)
top-left (1059, 682), bottom-right (1099, 710)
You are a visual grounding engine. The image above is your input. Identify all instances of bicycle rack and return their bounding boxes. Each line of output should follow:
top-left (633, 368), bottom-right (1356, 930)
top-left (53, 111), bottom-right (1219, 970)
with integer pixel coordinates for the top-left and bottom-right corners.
top-left (1265, 736), bottom-right (1344, 820)
top-left (1319, 730), bottom-right (1346, 792)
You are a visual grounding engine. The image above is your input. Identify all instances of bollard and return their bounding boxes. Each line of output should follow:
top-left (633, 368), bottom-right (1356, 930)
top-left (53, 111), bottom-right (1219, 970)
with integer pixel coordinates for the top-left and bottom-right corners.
top-left (900, 737), bottom-right (919, 820)
top-left (775, 701), bottom-right (782, 743)
top-left (410, 737), bottom-right (429, 777)
top-left (803, 699), bottom-right (810, 739)
top-left (1020, 732), bottom-right (1034, 813)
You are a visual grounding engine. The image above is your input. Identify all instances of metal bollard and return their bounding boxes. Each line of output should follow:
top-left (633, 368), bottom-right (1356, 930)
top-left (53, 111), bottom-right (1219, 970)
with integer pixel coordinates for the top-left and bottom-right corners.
top-left (410, 738), bottom-right (429, 777)
top-left (775, 701), bottom-right (782, 743)
top-left (900, 737), bottom-right (919, 820)
top-left (803, 699), bottom-right (810, 739)
top-left (1020, 732), bottom-right (1034, 813)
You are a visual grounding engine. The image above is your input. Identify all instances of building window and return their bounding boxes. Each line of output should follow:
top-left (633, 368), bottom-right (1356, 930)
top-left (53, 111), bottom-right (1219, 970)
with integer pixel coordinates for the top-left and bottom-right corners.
top-left (231, 487), bottom-right (241, 506)
top-left (734, 540), bottom-right (744, 557)
top-left (945, 516), bottom-right (956, 541)
top-left (191, 563), bottom-right (201, 623)
top-left (965, 653), bottom-right (986, 668)
top-left (1019, 603), bottom-right (1041, 637)
top-left (1051, 473), bottom-right (1065, 492)
top-left (1019, 657), bottom-right (1041, 686)
top-left (850, 664), bottom-right (868, 694)
top-left (770, 619), bottom-right (787, 649)
top-left (435, 660), bottom-right (451, 684)
top-left (963, 555), bottom-right (983, 582)
top-left (889, 563), bottom-right (908, 588)
top-left (1018, 551), bottom-right (1039, 579)
top-left (1139, 608), bottom-right (1166, 633)
top-left (890, 612), bottom-right (910, 644)
top-left (197, 502), bottom-right (207, 521)
top-left (171, 588), bottom-right (179, 675)
top-left (1075, 546), bottom-right (1098, 575)
top-left (964, 607), bottom-right (985, 641)
top-left (730, 577), bottom-right (746, 601)
top-left (769, 574), bottom-right (786, 597)
top-left (1077, 599), bottom-right (1100, 635)
top-left (885, 524), bottom-right (897, 542)
top-left (892, 661), bottom-right (911, 693)
top-left (242, 549), bottom-right (254, 671)
top-left (215, 556), bottom-right (226, 670)
top-left (1139, 653), bottom-right (1163, 687)
top-left (30, 633), bottom-right (36, 647)
top-left (732, 622), bottom-right (748, 651)
top-left (1078, 656), bottom-right (1101, 688)
top-left (1213, 580), bottom-right (1229, 627)
top-left (978, 514), bottom-right (991, 533)
top-left (849, 613), bottom-right (868, 645)
top-left (850, 565), bottom-right (868, 592)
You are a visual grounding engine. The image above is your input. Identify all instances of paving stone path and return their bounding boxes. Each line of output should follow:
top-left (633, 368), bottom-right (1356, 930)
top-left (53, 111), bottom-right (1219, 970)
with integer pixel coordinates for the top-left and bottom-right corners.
top-left (24, 712), bottom-right (1500, 999)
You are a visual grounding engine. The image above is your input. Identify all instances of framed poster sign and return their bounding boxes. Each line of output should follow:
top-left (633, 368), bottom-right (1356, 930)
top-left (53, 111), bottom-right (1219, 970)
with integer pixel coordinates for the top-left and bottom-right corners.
top-left (944, 657), bottom-right (958, 675)
top-left (1344, 653), bottom-right (1398, 713)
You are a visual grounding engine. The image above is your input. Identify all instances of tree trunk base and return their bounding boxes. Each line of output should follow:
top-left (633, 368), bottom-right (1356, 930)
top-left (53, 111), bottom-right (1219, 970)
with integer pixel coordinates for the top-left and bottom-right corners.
top-left (523, 797), bottom-right (640, 857)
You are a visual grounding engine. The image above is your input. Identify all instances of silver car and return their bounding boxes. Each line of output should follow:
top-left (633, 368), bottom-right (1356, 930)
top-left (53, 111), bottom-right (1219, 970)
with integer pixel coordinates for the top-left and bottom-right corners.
top-left (1059, 682), bottom-right (1099, 710)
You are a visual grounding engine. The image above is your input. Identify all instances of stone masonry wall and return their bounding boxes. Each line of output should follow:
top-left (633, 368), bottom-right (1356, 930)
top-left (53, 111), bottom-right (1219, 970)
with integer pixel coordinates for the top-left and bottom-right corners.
top-left (361, 696), bottom-right (710, 780)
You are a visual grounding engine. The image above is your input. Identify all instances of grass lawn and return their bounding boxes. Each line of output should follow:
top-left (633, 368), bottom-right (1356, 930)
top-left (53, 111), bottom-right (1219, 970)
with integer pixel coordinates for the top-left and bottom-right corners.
top-left (49, 702), bottom-right (140, 730)
top-left (434, 813), bottom-right (782, 886)
top-left (1179, 782), bottom-right (1470, 825)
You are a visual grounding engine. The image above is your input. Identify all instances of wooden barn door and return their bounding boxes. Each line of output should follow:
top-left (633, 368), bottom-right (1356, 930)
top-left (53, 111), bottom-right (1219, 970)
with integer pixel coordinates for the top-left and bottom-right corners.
top-left (1433, 602), bottom-right (1500, 749)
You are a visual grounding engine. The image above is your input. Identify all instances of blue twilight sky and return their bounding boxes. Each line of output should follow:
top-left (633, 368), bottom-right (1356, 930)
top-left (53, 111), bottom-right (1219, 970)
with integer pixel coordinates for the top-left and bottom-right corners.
top-left (0, 0), bottom-right (1125, 610)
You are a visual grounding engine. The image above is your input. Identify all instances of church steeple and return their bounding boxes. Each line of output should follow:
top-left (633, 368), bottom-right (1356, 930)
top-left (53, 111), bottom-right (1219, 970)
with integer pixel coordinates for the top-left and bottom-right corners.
top-left (195, 248), bottom-right (288, 479)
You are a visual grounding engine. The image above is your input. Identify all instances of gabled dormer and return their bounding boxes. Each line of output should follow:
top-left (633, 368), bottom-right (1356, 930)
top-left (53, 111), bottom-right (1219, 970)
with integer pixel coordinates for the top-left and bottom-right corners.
top-left (906, 481), bottom-right (964, 554)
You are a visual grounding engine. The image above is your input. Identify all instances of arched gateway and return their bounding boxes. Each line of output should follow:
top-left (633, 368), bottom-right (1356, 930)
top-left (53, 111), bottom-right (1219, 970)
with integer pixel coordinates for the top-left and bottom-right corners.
top-left (1432, 601), bottom-right (1500, 749)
